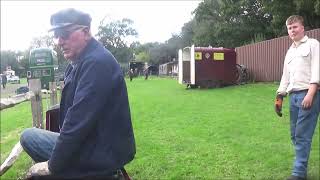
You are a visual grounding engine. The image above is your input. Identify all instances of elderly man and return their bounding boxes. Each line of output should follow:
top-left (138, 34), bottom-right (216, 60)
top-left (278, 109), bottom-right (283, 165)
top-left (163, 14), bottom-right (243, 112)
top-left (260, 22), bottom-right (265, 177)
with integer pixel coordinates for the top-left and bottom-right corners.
top-left (275, 15), bottom-right (319, 180)
top-left (20, 8), bottom-right (136, 179)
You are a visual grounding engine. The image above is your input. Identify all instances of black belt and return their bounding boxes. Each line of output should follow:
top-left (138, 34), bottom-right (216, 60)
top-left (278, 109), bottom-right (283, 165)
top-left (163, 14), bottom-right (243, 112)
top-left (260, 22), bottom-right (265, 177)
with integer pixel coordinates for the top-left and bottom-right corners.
top-left (290, 89), bottom-right (308, 94)
top-left (290, 89), bottom-right (320, 95)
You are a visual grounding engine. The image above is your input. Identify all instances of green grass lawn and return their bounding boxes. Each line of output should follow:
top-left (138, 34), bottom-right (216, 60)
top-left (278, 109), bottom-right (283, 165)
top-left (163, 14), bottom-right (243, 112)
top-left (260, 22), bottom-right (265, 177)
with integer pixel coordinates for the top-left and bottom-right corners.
top-left (1, 77), bottom-right (319, 179)
top-left (19, 78), bottom-right (28, 85)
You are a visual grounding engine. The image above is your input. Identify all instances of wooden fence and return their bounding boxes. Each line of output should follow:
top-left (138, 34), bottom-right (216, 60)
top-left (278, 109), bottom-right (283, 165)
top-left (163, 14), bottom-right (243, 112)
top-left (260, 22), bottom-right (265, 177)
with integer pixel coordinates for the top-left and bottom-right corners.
top-left (29, 79), bottom-right (62, 129)
top-left (235, 28), bottom-right (320, 82)
top-left (0, 79), bottom-right (62, 175)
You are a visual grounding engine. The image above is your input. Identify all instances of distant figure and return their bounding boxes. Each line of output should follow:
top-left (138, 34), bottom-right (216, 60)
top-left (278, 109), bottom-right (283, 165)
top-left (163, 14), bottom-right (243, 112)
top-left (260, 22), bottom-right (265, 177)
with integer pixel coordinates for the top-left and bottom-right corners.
top-left (134, 68), bottom-right (138, 76)
top-left (129, 69), bottom-right (134, 81)
top-left (144, 68), bottom-right (149, 80)
top-left (1, 74), bottom-right (7, 89)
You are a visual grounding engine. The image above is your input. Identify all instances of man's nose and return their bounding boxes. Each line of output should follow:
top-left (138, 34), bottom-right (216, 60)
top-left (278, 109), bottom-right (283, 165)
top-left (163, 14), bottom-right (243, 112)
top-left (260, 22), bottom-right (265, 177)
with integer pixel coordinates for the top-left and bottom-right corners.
top-left (56, 37), bottom-right (65, 46)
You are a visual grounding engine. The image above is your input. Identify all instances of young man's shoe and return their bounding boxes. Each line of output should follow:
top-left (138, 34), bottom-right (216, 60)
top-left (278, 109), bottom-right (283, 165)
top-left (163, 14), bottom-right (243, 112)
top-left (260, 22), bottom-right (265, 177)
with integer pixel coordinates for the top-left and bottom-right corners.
top-left (286, 175), bottom-right (306, 180)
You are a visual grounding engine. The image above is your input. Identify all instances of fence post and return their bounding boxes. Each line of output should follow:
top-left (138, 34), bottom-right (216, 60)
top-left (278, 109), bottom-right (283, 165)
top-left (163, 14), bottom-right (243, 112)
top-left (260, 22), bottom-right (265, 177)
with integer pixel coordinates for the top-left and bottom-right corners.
top-left (59, 81), bottom-right (64, 90)
top-left (59, 81), bottom-right (64, 101)
top-left (29, 79), bottom-right (43, 129)
top-left (49, 82), bottom-right (58, 106)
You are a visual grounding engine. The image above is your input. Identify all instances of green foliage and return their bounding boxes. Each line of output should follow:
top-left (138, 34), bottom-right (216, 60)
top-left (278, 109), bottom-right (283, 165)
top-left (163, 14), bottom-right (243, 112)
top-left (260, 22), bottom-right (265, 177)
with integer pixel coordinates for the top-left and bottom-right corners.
top-left (316, 0), bottom-right (320, 15)
top-left (180, 0), bottom-right (320, 48)
top-left (135, 51), bottom-right (150, 62)
top-left (192, 0), bottom-right (274, 47)
top-left (0, 50), bottom-right (27, 77)
top-left (96, 18), bottom-right (138, 64)
top-left (180, 20), bottom-right (196, 47)
top-left (17, 51), bottom-right (30, 78)
top-left (123, 31), bottom-right (184, 66)
top-left (258, 0), bottom-right (320, 36)
top-left (1, 50), bottom-right (16, 72)
top-left (250, 33), bottom-right (266, 44)
top-left (293, 0), bottom-right (320, 28)
top-left (2, 78), bottom-right (318, 179)
top-left (148, 44), bottom-right (172, 65)
top-left (29, 35), bottom-right (54, 49)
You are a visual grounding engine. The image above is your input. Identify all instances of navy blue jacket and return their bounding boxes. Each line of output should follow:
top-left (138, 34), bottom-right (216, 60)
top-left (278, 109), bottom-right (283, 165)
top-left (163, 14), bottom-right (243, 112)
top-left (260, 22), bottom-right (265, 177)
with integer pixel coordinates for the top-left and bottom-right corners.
top-left (48, 38), bottom-right (135, 176)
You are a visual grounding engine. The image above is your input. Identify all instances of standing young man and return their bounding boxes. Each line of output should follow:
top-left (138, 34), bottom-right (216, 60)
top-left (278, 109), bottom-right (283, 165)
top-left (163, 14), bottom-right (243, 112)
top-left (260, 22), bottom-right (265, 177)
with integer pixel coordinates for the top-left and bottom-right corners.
top-left (20, 8), bottom-right (135, 179)
top-left (275, 15), bottom-right (319, 180)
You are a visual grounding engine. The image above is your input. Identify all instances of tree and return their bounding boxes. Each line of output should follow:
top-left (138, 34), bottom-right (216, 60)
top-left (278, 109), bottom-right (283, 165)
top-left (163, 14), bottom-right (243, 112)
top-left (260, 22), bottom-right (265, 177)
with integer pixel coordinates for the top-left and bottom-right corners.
top-left (163, 34), bottom-right (183, 62)
top-left (192, 0), bottom-right (273, 47)
top-left (149, 43), bottom-right (172, 65)
top-left (29, 35), bottom-right (67, 73)
top-left (0, 50), bottom-right (17, 73)
top-left (294, 0), bottom-right (320, 28)
top-left (262, 0), bottom-right (320, 36)
top-left (131, 34), bottom-right (185, 66)
top-left (96, 18), bottom-right (138, 64)
top-left (30, 35), bottom-right (54, 49)
top-left (15, 50), bottom-right (30, 77)
top-left (135, 51), bottom-right (150, 62)
top-left (180, 20), bottom-right (196, 47)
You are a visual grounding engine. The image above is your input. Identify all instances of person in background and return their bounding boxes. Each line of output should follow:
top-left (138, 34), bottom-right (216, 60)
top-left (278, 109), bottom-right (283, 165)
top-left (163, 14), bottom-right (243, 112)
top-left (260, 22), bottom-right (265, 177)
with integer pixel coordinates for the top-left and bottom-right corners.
top-left (275, 15), bottom-right (319, 180)
top-left (128, 69), bottom-right (134, 82)
top-left (144, 67), bottom-right (149, 80)
top-left (1, 73), bottom-right (7, 89)
top-left (20, 8), bottom-right (135, 179)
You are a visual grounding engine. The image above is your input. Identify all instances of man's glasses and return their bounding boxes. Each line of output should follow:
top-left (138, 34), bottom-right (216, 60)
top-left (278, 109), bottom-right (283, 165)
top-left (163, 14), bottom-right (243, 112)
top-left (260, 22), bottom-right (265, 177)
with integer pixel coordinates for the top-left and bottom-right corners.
top-left (53, 25), bottom-right (88, 40)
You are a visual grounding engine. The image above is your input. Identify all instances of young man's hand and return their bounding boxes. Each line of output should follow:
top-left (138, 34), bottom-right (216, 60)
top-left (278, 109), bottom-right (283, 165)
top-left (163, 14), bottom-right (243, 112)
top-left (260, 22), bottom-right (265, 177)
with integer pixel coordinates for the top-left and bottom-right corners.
top-left (302, 84), bottom-right (318, 109)
top-left (302, 94), bottom-right (313, 109)
top-left (275, 94), bottom-right (284, 117)
top-left (26, 161), bottom-right (50, 178)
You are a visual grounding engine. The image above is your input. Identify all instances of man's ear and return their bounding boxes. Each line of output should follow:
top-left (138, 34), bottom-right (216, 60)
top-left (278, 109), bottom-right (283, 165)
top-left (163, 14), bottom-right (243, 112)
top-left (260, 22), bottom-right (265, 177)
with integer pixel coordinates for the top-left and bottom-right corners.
top-left (84, 28), bottom-right (91, 40)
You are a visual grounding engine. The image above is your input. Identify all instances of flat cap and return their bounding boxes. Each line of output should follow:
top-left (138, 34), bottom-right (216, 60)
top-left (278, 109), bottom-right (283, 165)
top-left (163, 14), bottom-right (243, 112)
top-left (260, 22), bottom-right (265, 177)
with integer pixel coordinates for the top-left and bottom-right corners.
top-left (49, 8), bottom-right (92, 31)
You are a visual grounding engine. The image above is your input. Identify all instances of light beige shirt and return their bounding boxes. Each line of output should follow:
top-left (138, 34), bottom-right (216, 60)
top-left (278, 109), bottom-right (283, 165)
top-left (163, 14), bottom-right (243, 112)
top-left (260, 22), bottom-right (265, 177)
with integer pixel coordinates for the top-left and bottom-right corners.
top-left (277, 35), bottom-right (320, 95)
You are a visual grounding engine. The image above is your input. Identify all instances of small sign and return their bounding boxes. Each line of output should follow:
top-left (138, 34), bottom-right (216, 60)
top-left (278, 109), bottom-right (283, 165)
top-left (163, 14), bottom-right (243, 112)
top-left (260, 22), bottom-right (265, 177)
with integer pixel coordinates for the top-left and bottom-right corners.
top-left (37, 58), bottom-right (45, 63)
top-left (195, 52), bottom-right (202, 60)
top-left (213, 53), bottom-right (224, 61)
top-left (205, 53), bottom-right (210, 59)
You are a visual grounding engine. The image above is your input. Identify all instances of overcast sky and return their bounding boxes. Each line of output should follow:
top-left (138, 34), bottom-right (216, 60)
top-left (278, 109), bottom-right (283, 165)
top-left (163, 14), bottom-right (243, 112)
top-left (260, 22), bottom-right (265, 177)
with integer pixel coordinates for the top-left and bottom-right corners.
top-left (1, 0), bottom-right (201, 51)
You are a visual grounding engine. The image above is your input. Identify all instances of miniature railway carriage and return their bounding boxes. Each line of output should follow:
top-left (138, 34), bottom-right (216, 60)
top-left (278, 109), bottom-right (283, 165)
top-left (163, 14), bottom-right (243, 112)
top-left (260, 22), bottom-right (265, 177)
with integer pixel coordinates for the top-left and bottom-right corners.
top-left (129, 61), bottom-right (147, 76)
top-left (27, 48), bottom-right (59, 89)
top-left (159, 61), bottom-right (178, 76)
top-left (178, 45), bottom-right (238, 88)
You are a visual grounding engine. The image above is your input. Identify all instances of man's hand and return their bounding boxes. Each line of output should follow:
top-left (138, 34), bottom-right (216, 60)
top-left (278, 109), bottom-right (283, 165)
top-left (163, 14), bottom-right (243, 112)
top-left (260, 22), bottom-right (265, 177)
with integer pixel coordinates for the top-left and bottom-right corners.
top-left (275, 94), bottom-right (284, 117)
top-left (26, 161), bottom-right (50, 178)
top-left (302, 94), bottom-right (313, 109)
